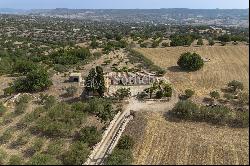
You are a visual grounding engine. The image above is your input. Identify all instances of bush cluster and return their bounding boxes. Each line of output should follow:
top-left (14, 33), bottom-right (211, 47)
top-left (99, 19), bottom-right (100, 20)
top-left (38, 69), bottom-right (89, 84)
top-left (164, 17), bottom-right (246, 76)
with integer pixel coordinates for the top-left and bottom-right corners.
top-left (170, 100), bottom-right (249, 127)
top-left (105, 135), bottom-right (134, 165)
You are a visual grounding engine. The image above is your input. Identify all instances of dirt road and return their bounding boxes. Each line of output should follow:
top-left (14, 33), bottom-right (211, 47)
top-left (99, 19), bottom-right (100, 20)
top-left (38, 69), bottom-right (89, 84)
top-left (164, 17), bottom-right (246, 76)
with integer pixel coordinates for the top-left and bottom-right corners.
top-left (85, 88), bottom-right (179, 165)
top-left (126, 88), bottom-right (179, 112)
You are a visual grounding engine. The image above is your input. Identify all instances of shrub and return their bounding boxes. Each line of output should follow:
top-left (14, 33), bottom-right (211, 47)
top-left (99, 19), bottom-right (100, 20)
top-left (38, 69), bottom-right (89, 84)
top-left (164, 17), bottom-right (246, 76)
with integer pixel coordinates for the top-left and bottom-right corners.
top-left (197, 38), bottom-right (203, 45)
top-left (170, 34), bottom-right (194, 46)
top-left (232, 110), bottom-right (249, 128)
top-left (199, 105), bottom-right (231, 125)
top-left (11, 133), bottom-right (29, 148)
top-left (27, 154), bottom-right (61, 165)
top-left (90, 39), bottom-right (99, 49)
top-left (0, 129), bottom-right (12, 144)
top-left (170, 100), bottom-right (199, 119)
top-left (223, 93), bottom-right (234, 101)
top-left (88, 98), bottom-right (116, 122)
top-left (46, 140), bottom-right (64, 156)
top-left (218, 34), bottom-right (231, 42)
top-left (210, 91), bottom-right (220, 99)
top-left (151, 41), bottom-right (159, 48)
top-left (43, 95), bottom-right (57, 109)
top-left (105, 149), bottom-right (133, 165)
top-left (155, 90), bottom-right (164, 99)
top-left (177, 52), bottom-right (204, 71)
top-left (170, 101), bottom-right (234, 126)
top-left (76, 126), bottom-right (102, 147)
top-left (0, 57), bottom-right (13, 75)
top-left (62, 142), bottom-right (90, 165)
top-left (65, 86), bottom-right (77, 97)
top-left (159, 81), bottom-right (172, 98)
top-left (71, 102), bottom-right (89, 113)
top-left (162, 42), bottom-right (169, 47)
top-left (39, 94), bottom-right (56, 108)
top-left (8, 155), bottom-right (22, 165)
top-left (31, 138), bottom-right (44, 152)
top-left (0, 103), bottom-right (6, 117)
top-left (117, 135), bottom-right (134, 150)
top-left (185, 89), bottom-right (195, 99)
top-left (156, 68), bottom-right (166, 76)
top-left (238, 92), bottom-right (249, 105)
top-left (1, 113), bottom-right (15, 125)
top-left (136, 91), bottom-right (148, 100)
top-left (227, 80), bottom-right (244, 92)
top-left (114, 88), bottom-right (131, 100)
top-left (30, 103), bottom-right (78, 137)
top-left (30, 103), bottom-right (86, 138)
top-left (13, 60), bottom-right (37, 74)
top-left (18, 107), bottom-right (45, 128)
top-left (53, 64), bottom-right (68, 73)
top-left (14, 94), bottom-right (30, 115)
top-left (208, 39), bottom-right (215, 46)
top-left (3, 86), bottom-right (15, 96)
top-left (140, 43), bottom-right (147, 48)
top-left (26, 138), bottom-right (45, 156)
top-left (0, 149), bottom-right (7, 165)
top-left (49, 47), bottom-right (91, 65)
top-left (11, 68), bottom-right (52, 93)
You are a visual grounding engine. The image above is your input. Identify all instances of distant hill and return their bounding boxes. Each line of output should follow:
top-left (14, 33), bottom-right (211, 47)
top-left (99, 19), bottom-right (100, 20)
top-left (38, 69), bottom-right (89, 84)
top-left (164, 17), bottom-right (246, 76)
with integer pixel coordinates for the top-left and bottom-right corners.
top-left (0, 8), bottom-right (248, 27)
top-left (0, 8), bottom-right (28, 14)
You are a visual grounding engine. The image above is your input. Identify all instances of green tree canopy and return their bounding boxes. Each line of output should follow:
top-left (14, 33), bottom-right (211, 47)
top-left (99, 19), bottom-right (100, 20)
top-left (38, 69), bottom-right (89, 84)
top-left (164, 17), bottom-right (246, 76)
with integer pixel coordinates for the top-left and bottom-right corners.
top-left (85, 66), bottom-right (106, 97)
top-left (12, 68), bottom-right (52, 93)
top-left (177, 52), bottom-right (204, 71)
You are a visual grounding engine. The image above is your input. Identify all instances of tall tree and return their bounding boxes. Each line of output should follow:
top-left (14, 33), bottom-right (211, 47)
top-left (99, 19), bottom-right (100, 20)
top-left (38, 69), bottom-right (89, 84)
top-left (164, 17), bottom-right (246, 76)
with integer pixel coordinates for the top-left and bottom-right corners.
top-left (85, 66), bottom-right (106, 97)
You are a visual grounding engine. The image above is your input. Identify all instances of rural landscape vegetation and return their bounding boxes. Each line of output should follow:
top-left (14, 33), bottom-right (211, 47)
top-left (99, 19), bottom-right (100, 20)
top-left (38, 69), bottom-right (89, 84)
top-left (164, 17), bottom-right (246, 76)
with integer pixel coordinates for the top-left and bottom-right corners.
top-left (0, 1), bottom-right (249, 165)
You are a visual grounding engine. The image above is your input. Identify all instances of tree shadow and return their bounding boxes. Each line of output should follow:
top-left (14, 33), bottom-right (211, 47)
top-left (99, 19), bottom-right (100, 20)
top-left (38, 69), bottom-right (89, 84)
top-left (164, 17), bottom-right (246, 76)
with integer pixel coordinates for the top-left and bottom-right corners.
top-left (23, 148), bottom-right (36, 158)
top-left (163, 111), bottom-right (183, 123)
top-left (64, 97), bottom-right (81, 104)
top-left (167, 66), bottom-right (183, 73)
top-left (221, 87), bottom-right (235, 94)
top-left (0, 94), bottom-right (6, 99)
top-left (59, 93), bottom-right (69, 98)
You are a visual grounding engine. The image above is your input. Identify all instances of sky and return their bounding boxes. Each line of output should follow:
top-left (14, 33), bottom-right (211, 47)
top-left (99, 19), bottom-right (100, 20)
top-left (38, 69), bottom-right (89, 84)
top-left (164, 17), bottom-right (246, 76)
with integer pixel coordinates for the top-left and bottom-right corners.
top-left (0, 0), bottom-right (249, 9)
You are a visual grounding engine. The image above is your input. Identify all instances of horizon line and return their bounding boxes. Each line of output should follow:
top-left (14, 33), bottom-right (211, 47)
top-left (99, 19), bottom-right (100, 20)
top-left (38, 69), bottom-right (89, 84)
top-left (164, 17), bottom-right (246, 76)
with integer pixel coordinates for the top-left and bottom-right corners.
top-left (0, 7), bottom-right (249, 10)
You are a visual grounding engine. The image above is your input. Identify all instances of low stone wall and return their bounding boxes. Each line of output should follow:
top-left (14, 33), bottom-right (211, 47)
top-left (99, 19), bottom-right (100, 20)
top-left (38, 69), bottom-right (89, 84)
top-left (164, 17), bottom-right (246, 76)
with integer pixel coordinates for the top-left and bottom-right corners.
top-left (108, 85), bottom-right (150, 96)
top-left (84, 111), bottom-right (122, 165)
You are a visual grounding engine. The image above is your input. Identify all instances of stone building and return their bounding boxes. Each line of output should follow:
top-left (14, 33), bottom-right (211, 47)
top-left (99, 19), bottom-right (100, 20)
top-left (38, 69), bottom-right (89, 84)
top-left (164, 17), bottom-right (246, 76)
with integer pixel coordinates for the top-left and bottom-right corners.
top-left (104, 71), bottom-right (166, 89)
top-left (69, 73), bottom-right (83, 83)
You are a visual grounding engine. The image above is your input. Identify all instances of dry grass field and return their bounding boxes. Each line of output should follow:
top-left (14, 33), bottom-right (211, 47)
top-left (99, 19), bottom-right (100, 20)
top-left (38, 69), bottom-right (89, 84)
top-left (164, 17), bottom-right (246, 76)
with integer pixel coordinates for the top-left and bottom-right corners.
top-left (131, 112), bottom-right (249, 165)
top-left (136, 45), bottom-right (249, 96)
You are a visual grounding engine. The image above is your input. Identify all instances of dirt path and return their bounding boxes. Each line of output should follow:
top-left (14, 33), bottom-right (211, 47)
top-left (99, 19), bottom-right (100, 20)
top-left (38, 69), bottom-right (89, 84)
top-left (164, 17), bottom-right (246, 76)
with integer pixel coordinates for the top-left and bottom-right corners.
top-left (85, 88), bottom-right (179, 165)
top-left (126, 88), bottom-right (179, 112)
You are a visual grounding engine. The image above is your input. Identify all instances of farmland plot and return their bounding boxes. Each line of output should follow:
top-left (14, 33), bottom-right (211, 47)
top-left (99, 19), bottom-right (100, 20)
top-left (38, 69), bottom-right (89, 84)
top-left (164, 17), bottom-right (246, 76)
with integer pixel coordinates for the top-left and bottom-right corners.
top-left (131, 112), bottom-right (249, 165)
top-left (136, 45), bottom-right (249, 96)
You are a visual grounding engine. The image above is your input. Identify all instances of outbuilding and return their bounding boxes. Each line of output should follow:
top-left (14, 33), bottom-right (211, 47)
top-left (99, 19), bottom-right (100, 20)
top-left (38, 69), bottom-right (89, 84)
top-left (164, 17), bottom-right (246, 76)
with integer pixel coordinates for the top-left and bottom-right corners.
top-left (69, 73), bottom-right (82, 83)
